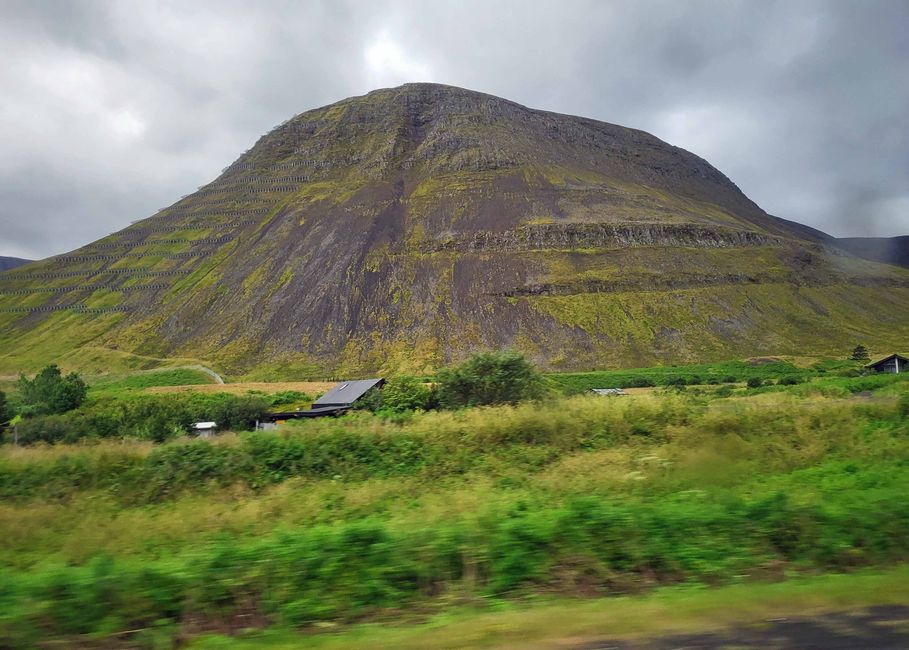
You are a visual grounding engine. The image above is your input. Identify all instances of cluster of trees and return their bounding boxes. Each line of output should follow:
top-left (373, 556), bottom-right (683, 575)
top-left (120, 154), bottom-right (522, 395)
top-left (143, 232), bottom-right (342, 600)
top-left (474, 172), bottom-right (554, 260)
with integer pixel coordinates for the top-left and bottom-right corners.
top-left (362, 350), bottom-right (544, 415)
top-left (1, 364), bottom-right (88, 427)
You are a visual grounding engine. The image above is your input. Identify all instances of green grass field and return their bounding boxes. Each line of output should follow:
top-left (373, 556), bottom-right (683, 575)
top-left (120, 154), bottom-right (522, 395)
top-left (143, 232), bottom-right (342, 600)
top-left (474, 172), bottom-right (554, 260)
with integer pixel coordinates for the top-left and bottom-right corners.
top-left (1, 361), bottom-right (908, 647)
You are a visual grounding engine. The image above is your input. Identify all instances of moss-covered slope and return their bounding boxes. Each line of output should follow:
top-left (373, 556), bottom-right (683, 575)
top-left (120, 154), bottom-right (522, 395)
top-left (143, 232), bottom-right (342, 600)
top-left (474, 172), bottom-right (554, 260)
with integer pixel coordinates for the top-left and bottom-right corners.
top-left (2, 83), bottom-right (908, 375)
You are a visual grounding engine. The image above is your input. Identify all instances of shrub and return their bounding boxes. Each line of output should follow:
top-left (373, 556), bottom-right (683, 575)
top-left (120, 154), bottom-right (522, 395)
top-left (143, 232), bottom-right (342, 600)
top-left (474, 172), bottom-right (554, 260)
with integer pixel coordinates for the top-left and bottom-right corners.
top-left (622, 376), bottom-right (656, 388)
top-left (0, 390), bottom-right (7, 424)
top-left (746, 377), bottom-right (763, 389)
top-left (778, 376), bottom-right (803, 386)
top-left (13, 414), bottom-right (83, 444)
top-left (1, 393), bottom-right (270, 445)
top-left (436, 351), bottom-right (544, 408)
top-left (264, 391), bottom-right (309, 407)
top-left (206, 395), bottom-right (269, 431)
top-left (378, 377), bottom-right (436, 412)
top-left (722, 375), bottom-right (738, 383)
top-left (16, 364), bottom-right (87, 416)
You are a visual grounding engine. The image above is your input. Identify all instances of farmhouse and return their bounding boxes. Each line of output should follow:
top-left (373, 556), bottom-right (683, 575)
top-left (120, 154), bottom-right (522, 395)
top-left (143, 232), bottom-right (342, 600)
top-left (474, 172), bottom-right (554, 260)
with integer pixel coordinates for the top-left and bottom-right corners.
top-left (264, 378), bottom-right (385, 423)
top-left (866, 353), bottom-right (908, 374)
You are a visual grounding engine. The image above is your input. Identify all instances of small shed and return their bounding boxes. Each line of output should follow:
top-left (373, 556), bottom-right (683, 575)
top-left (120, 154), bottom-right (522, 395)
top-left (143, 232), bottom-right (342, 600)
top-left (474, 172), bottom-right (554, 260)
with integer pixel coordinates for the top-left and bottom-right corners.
top-left (263, 378), bottom-right (386, 422)
top-left (591, 388), bottom-right (626, 396)
top-left (194, 421), bottom-right (217, 438)
top-left (866, 354), bottom-right (909, 374)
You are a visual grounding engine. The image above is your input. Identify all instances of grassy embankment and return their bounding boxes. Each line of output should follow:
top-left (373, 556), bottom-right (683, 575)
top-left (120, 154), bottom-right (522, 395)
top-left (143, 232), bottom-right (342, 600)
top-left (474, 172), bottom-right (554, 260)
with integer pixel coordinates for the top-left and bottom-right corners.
top-left (1, 366), bottom-right (908, 646)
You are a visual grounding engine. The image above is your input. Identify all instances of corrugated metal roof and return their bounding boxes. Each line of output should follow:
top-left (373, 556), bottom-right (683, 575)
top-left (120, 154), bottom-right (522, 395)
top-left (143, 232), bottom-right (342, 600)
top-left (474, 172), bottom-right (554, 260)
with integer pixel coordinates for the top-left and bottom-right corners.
top-left (312, 378), bottom-right (384, 407)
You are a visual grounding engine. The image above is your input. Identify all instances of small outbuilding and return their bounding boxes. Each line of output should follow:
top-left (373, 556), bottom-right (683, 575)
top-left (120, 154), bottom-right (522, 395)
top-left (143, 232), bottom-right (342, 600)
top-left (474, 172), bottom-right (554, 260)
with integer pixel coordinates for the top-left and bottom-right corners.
top-left (866, 353), bottom-right (909, 374)
top-left (591, 388), bottom-right (626, 396)
top-left (263, 378), bottom-right (385, 422)
top-left (194, 421), bottom-right (217, 438)
top-left (312, 378), bottom-right (385, 408)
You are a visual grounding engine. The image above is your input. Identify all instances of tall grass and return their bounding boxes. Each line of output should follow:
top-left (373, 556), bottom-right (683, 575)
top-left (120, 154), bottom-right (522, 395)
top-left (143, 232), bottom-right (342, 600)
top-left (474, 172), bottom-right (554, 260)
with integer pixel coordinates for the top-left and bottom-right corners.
top-left (1, 382), bottom-right (909, 646)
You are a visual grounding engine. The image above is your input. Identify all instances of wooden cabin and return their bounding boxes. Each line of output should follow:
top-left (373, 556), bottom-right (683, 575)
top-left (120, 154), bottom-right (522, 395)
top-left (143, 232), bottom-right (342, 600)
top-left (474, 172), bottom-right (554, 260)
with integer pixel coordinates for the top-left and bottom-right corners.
top-left (866, 354), bottom-right (908, 374)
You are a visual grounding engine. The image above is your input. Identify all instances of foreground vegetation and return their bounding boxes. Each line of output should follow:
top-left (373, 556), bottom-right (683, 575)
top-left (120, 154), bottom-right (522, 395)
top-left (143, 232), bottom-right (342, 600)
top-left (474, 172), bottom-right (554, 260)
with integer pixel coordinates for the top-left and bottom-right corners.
top-left (0, 361), bottom-right (908, 646)
top-left (190, 566), bottom-right (909, 649)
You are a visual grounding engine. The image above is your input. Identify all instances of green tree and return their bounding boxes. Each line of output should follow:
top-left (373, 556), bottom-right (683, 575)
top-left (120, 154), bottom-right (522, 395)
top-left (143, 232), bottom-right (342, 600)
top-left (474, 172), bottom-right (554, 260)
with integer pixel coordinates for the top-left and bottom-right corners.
top-left (436, 350), bottom-right (544, 409)
top-left (0, 390), bottom-right (8, 424)
top-left (850, 344), bottom-right (870, 361)
top-left (17, 364), bottom-right (88, 416)
top-left (746, 377), bottom-right (763, 389)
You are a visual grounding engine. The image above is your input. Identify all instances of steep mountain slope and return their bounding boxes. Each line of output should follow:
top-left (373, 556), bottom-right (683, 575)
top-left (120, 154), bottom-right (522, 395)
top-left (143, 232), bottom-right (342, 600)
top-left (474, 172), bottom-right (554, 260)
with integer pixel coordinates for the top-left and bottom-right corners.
top-left (834, 236), bottom-right (909, 269)
top-left (1, 83), bottom-right (908, 375)
top-left (0, 257), bottom-right (31, 272)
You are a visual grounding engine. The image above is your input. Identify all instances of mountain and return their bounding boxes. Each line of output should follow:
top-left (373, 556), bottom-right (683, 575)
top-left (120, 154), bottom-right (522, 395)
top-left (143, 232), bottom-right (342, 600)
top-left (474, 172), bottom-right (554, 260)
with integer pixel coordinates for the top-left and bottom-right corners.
top-left (1, 83), bottom-right (908, 376)
top-left (0, 257), bottom-right (31, 272)
top-left (834, 236), bottom-right (909, 269)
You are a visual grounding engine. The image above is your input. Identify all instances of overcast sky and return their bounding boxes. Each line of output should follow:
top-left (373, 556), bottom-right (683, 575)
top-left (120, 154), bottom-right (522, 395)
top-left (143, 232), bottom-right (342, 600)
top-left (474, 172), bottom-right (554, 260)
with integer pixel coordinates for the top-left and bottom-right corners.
top-left (1, 0), bottom-right (907, 259)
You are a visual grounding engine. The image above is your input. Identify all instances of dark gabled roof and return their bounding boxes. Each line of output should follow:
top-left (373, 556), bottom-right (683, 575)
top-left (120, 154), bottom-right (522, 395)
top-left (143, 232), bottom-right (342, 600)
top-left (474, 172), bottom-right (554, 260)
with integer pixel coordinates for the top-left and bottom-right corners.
top-left (866, 353), bottom-right (909, 368)
top-left (266, 406), bottom-right (351, 421)
top-left (312, 378), bottom-right (384, 407)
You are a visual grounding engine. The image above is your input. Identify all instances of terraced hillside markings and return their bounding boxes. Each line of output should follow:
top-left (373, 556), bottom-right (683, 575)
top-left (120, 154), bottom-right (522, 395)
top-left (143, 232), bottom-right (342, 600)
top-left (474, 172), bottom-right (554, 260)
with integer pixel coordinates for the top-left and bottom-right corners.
top-left (51, 252), bottom-right (200, 263)
top-left (152, 209), bottom-right (269, 222)
top-left (113, 220), bottom-right (255, 235)
top-left (0, 283), bottom-right (171, 295)
top-left (89, 236), bottom-right (234, 249)
top-left (6, 269), bottom-right (190, 280)
top-left (0, 304), bottom-right (130, 313)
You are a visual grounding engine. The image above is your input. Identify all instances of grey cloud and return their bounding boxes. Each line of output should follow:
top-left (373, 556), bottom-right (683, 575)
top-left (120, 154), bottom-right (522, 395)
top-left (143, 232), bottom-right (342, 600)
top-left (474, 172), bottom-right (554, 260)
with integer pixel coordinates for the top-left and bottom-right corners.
top-left (1, 0), bottom-right (907, 258)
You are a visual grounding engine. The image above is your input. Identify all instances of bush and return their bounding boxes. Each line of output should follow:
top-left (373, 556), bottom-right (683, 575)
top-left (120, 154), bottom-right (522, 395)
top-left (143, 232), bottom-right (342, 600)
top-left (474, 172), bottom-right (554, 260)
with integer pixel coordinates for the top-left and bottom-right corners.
top-left (207, 395), bottom-right (269, 431)
top-left (13, 414), bottom-right (82, 444)
top-left (722, 375), bottom-right (738, 383)
top-left (436, 351), bottom-right (544, 409)
top-left (378, 377), bottom-right (437, 413)
top-left (2, 393), bottom-right (270, 445)
top-left (622, 376), bottom-right (656, 388)
top-left (778, 376), bottom-right (803, 386)
top-left (264, 391), bottom-right (309, 407)
top-left (0, 390), bottom-right (7, 424)
top-left (17, 364), bottom-right (87, 416)
top-left (746, 377), bottom-right (764, 389)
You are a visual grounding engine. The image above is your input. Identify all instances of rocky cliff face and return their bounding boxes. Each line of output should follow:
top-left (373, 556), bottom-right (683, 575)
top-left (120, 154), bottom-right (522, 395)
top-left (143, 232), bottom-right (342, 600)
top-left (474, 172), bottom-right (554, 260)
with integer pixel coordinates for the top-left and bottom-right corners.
top-left (1, 83), bottom-right (908, 375)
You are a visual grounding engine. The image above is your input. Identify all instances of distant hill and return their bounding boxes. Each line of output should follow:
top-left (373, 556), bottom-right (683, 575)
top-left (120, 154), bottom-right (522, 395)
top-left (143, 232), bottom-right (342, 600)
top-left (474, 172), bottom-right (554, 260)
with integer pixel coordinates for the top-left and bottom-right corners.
top-left (1, 83), bottom-right (909, 375)
top-left (834, 236), bottom-right (909, 269)
top-left (0, 257), bottom-right (31, 272)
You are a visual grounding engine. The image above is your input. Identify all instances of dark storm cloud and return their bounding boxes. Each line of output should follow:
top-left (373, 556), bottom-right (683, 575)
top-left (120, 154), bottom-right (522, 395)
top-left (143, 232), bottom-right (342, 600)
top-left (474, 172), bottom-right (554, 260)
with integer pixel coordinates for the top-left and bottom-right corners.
top-left (1, 0), bottom-right (907, 258)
